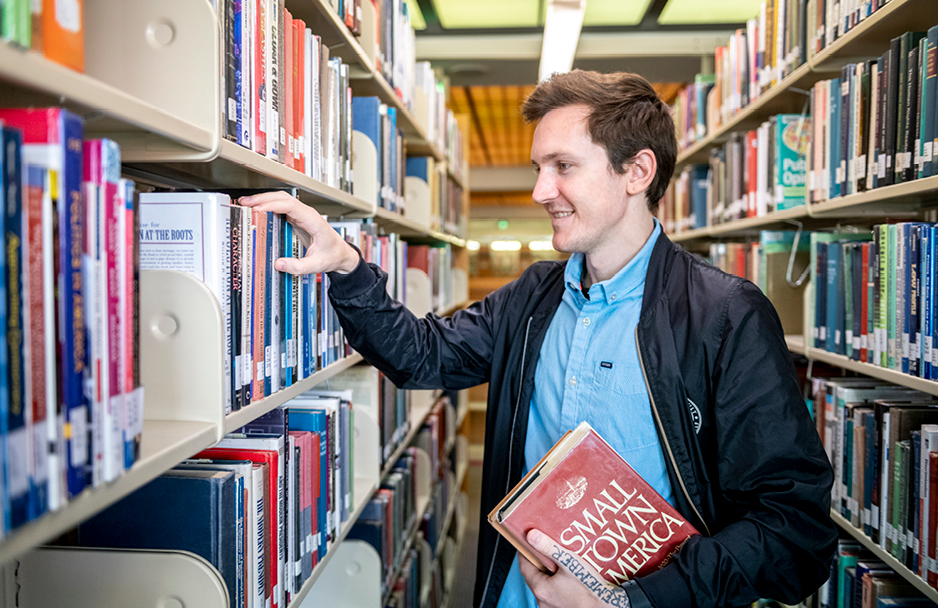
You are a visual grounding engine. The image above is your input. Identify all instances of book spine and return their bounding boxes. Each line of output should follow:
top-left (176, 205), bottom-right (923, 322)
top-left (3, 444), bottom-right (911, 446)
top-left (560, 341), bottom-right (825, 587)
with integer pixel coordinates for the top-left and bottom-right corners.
top-left (241, 207), bottom-right (252, 407)
top-left (225, 0), bottom-right (238, 142)
top-left (283, 221), bottom-right (293, 388)
top-left (231, 205), bottom-right (243, 411)
top-left (234, 0), bottom-right (245, 147)
top-left (241, 0), bottom-right (254, 150)
top-left (253, 211), bottom-right (265, 401)
top-left (266, 0), bottom-right (279, 162)
top-left (254, 0), bottom-right (267, 155)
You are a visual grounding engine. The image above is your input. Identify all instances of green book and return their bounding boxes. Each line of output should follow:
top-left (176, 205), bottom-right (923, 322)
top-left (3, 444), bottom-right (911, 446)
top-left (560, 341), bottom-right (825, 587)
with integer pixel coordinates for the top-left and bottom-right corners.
top-left (0, 0), bottom-right (30, 48)
top-left (774, 114), bottom-right (810, 210)
top-left (888, 224), bottom-right (898, 370)
top-left (877, 225), bottom-right (889, 368)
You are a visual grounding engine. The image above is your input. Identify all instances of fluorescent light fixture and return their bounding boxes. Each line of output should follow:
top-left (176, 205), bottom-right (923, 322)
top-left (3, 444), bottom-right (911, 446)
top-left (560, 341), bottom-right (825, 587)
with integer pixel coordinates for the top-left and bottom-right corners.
top-left (528, 240), bottom-right (554, 251)
top-left (538, 0), bottom-right (587, 82)
top-left (491, 240), bottom-right (523, 251)
top-left (467, 240), bottom-right (481, 251)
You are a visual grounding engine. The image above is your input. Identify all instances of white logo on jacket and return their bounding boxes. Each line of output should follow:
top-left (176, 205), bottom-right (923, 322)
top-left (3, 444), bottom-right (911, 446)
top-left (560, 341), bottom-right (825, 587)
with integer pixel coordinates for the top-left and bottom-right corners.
top-left (687, 398), bottom-right (702, 434)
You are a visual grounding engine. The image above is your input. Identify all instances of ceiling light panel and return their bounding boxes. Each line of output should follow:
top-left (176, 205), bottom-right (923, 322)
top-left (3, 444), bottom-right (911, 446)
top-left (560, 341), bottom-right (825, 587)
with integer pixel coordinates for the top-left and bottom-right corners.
top-left (431, 0), bottom-right (541, 28)
top-left (658, 0), bottom-right (762, 24)
top-left (583, 0), bottom-right (654, 26)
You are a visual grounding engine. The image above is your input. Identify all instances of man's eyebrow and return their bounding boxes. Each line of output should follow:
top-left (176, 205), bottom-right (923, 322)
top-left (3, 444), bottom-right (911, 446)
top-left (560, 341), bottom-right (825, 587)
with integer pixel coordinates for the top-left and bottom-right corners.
top-left (532, 152), bottom-right (571, 164)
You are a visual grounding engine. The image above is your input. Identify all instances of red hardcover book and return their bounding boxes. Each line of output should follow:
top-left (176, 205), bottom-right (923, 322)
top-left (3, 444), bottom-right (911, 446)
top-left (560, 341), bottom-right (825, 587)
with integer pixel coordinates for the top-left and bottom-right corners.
top-left (930, 451), bottom-right (938, 588)
top-left (489, 422), bottom-right (699, 585)
top-left (283, 8), bottom-right (294, 170)
top-left (293, 18), bottom-right (305, 175)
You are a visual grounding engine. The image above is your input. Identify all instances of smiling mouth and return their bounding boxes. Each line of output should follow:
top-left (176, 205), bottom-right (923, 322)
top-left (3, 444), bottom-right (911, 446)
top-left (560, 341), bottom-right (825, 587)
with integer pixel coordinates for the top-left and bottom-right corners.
top-left (551, 211), bottom-right (573, 219)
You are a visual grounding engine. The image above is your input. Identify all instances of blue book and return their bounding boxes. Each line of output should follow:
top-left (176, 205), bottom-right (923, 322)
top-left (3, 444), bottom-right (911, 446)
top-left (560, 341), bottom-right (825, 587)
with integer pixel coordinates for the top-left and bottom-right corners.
top-left (919, 225), bottom-right (935, 379)
top-left (864, 411), bottom-right (878, 536)
top-left (908, 225), bottom-right (922, 376)
top-left (406, 156), bottom-right (429, 183)
top-left (387, 108), bottom-right (398, 212)
top-left (352, 97), bottom-right (382, 206)
top-left (817, 242), bottom-right (829, 349)
top-left (301, 271), bottom-right (312, 375)
top-left (239, 406), bottom-right (287, 438)
top-left (78, 469), bottom-right (238, 608)
top-left (829, 243), bottom-right (843, 354)
top-left (233, 0), bottom-right (244, 147)
top-left (2, 126), bottom-right (28, 530)
top-left (689, 165), bottom-right (709, 230)
top-left (264, 212), bottom-right (274, 397)
top-left (831, 77), bottom-right (843, 199)
top-left (284, 222), bottom-right (294, 387)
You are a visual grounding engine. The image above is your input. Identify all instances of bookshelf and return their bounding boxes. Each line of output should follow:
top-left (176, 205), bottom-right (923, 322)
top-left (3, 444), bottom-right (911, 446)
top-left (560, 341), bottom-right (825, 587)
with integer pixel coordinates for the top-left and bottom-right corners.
top-left (0, 1), bottom-right (472, 606)
top-left (831, 511), bottom-right (938, 603)
top-left (666, 2), bottom-right (938, 603)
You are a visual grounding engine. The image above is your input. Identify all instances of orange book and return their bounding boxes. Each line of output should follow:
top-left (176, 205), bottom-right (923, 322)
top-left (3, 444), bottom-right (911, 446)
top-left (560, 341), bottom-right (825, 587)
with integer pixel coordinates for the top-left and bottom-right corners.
top-left (489, 422), bottom-right (698, 585)
top-left (42, 0), bottom-right (84, 72)
top-left (253, 211), bottom-right (267, 401)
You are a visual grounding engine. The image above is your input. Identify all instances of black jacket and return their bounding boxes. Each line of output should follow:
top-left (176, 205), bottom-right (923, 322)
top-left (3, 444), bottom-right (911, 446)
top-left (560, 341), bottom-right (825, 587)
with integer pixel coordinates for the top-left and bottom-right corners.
top-left (328, 232), bottom-right (837, 608)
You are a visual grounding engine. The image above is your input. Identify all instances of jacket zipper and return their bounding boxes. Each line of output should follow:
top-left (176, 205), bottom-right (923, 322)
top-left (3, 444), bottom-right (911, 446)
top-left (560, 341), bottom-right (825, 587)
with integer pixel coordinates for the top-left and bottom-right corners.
top-left (480, 316), bottom-right (534, 607)
top-left (635, 327), bottom-right (712, 537)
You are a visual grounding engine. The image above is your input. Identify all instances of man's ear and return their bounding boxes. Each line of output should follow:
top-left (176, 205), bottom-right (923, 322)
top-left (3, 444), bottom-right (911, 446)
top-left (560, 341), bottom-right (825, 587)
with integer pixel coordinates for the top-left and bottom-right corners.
top-left (624, 149), bottom-right (657, 197)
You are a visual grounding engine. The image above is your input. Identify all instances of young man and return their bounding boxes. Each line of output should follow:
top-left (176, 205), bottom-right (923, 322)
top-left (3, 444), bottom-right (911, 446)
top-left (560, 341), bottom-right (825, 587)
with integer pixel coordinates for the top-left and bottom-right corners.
top-left (240, 70), bottom-right (837, 608)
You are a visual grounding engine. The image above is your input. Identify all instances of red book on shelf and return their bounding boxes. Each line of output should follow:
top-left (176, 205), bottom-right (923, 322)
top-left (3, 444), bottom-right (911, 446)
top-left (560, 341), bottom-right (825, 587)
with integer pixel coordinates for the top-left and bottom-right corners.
top-left (283, 7), bottom-right (294, 171)
top-left (488, 422), bottom-right (698, 585)
top-left (293, 18), bottom-right (306, 175)
top-left (930, 451), bottom-right (938, 588)
top-left (746, 129), bottom-right (758, 217)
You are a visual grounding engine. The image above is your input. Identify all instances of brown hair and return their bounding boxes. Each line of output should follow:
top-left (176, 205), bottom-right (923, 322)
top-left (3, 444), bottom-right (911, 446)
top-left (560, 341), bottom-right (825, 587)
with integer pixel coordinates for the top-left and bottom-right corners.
top-left (522, 70), bottom-right (676, 211)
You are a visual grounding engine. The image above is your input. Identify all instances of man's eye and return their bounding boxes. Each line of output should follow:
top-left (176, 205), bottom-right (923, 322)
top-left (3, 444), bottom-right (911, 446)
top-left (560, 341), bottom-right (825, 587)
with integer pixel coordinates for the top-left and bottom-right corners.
top-left (558, 163), bottom-right (571, 171)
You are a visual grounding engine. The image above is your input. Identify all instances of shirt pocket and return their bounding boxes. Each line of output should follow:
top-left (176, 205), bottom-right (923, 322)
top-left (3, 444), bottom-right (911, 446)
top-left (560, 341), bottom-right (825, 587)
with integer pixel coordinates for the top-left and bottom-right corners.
top-left (593, 359), bottom-right (647, 397)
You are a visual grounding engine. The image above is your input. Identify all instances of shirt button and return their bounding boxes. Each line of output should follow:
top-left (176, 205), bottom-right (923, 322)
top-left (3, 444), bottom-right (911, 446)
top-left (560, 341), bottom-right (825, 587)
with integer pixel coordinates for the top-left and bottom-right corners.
top-left (610, 293), bottom-right (617, 301)
top-left (583, 317), bottom-right (590, 327)
top-left (569, 377), bottom-right (577, 387)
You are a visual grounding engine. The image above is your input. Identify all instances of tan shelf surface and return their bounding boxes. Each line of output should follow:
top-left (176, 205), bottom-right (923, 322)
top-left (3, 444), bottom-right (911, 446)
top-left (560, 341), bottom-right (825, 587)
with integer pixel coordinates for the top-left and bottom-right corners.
top-left (0, 419), bottom-right (219, 565)
top-left (0, 44), bottom-right (215, 155)
top-left (668, 174), bottom-right (938, 245)
top-left (785, 335), bottom-right (806, 354)
top-left (804, 347), bottom-right (938, 396)
top-left (287, 476), bottom-right (379, 608)
top-left (224, 353), bottom-right (364, 435)
top-left (831, 511), bottom-right (938, 603)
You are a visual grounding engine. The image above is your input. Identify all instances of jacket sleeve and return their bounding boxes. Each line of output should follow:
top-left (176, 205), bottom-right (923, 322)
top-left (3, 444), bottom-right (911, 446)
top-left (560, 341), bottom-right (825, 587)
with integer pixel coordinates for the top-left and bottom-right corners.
top-left (327, 255), bottom-right (498, 390)
top-left (640, 280), bottom-right (837, 608)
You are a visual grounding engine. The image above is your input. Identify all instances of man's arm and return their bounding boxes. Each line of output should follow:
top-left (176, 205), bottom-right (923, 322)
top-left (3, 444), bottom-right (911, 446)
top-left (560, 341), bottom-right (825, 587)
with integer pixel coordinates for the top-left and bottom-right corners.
top-left (639, 281), bottom-right (837, 608)
top-left (240, 190), bottom-right (497, 390)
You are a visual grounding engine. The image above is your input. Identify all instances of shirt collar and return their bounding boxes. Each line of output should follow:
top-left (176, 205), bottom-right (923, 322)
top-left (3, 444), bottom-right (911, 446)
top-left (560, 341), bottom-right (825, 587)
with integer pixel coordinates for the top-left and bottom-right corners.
top-left (563, 219), bottom-right (661, 306)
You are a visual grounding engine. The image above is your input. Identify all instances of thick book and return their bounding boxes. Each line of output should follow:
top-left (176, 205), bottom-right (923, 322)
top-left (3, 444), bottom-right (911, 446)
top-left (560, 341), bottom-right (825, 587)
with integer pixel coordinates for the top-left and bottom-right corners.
top-left (77, 469), bottom-right (238, 608)
top-left (488, 421), bottom-right (699, 585)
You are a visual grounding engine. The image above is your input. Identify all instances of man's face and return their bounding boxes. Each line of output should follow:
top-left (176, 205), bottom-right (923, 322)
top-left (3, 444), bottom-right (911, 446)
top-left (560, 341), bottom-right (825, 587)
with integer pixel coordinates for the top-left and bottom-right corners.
top-left (530, 104), bottom-right (633, 256)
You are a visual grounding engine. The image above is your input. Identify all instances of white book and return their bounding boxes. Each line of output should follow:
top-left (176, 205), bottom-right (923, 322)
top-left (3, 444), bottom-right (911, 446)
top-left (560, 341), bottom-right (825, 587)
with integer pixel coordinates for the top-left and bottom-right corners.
top-left (265, 0), bottom-right (279, 161)
top-left (311, 36), bottom-right (323, 183)
top-left (241, 207), bottom-right (253, 404)
top-left (304, 28), bottom-right (313, 179)
top-left (138, 192), bottom-right (233, 413)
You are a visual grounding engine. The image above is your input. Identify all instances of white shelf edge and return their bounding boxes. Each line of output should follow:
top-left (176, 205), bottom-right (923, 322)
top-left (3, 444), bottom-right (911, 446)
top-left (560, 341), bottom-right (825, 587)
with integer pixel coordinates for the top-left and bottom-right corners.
top-left (0, 419), bottom-right (219, 565)
top-left (0, 44), bottom-right (215, 153)
top-left (287, 476), bottom-right (379, 608)
top-left (803, 347), bottom-right (938, 397)
top-left (831, 510), bottom-right (938, 603)
top-left (224, 353), bottom-right (364, 434)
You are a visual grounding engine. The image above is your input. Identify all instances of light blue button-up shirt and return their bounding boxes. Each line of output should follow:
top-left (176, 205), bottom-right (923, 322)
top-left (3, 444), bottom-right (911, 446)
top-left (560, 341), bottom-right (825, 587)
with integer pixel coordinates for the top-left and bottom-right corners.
top-left (496, 221), bottom-right (674, 608)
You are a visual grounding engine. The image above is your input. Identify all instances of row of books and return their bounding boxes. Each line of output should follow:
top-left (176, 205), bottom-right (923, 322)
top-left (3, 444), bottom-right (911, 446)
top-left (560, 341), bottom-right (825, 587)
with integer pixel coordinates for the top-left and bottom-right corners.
top-left (674, 0), bottom-right (809, 151)
top-left (0, 109), bottom-right (144, 537)
top-left (408, 244), bottom-right (457, 315)
top-left (353, 96), bottom-right (408, 212)
top-left (809, 224), bottom-right (938, 383)
top-left (414, 61), bottom-right (449, 158)
top-left (811, 375), bottom-right (938, 595)
top-left (662, 113), bottom-right (809, 232)
top-left (404, 156), bottom-right (466, 238)
top-left (77, 390), bottom-right (358, 608)
top-left (674, 0), bottom-right (916, 155)
top-left (807, 27), bottom-right (938, 204)
top-left (822, 539), bottom-right (938, 607)
top-left (349, 396), bottom-right (457, 603)
top-left (706, 231), bottom-right (810, 336)
top-left (1, 0), bottom-right (83, 71)
top-left (220, 0), bottom-right (354, 194)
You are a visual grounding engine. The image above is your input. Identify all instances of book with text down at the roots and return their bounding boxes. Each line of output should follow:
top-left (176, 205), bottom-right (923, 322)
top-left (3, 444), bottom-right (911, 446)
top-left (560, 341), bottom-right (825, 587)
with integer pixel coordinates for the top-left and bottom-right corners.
top-left (488, 421), bottom-right (699, 585)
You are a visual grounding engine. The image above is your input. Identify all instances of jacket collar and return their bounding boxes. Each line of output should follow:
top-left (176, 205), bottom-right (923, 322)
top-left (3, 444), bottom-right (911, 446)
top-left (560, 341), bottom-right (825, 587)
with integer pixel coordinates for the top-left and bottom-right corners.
top-left (640, 230), bottom-right (677, 319)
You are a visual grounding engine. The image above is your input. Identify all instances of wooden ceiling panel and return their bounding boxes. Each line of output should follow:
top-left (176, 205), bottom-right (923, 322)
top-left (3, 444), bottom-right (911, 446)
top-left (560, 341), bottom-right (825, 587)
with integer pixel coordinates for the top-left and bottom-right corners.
top-left (448, 82), bottom-right (683, 168)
